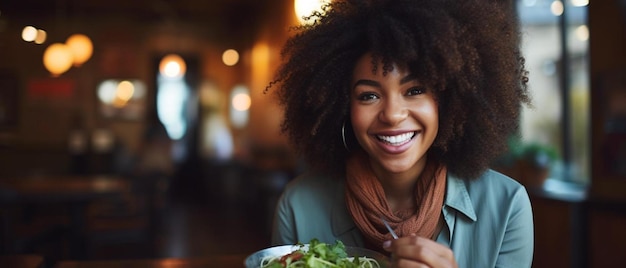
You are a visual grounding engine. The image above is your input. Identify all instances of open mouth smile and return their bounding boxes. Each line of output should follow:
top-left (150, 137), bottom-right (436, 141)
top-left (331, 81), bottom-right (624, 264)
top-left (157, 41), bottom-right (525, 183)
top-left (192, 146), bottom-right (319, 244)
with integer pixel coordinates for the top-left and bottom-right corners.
top-left (376, 132), bottom-right (416, 146)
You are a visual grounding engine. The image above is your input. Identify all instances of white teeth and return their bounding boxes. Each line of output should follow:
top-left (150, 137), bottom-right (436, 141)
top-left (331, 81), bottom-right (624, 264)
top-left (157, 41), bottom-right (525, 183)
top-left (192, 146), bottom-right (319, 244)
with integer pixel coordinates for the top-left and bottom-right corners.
top-left (377, 132), bottom-right (415, 145)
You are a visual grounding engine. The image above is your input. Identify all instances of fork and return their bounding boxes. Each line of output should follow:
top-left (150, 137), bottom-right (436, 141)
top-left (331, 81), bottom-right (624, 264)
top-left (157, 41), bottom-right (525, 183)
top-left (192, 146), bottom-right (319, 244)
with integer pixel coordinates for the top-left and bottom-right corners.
top-left (380, 216), bottom-right (399, 239)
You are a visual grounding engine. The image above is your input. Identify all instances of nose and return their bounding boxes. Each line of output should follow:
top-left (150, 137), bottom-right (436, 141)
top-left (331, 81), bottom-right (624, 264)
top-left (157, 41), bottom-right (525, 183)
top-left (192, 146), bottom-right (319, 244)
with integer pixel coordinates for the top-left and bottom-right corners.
top-left (378, 96), bottom-right (408, 125)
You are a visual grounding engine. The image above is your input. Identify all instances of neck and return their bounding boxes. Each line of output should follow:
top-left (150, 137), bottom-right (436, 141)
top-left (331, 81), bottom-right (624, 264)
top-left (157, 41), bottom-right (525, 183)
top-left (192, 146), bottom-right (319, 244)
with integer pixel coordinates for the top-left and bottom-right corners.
top-left (370, 157), bottom-right (428, 212)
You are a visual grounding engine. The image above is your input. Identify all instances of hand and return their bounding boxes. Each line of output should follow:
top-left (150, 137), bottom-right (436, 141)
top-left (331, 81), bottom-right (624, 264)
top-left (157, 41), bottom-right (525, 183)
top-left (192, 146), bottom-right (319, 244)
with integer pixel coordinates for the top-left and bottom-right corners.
top-left (382, 234), bottom-right (458, 268)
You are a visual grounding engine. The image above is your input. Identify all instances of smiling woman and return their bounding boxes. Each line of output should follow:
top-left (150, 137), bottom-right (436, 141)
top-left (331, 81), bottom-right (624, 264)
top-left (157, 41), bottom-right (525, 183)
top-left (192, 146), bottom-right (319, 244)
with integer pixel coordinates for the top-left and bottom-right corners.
top-left (266, 0), bottom-right (533, 267)
top-left (349, 53), bottom-right (438, 177)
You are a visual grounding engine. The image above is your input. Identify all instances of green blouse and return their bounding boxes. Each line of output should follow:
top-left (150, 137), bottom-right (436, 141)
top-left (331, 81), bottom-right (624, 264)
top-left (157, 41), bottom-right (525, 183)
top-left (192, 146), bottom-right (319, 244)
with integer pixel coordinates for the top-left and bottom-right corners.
top-left (270, 169), bottom-right (534, 268)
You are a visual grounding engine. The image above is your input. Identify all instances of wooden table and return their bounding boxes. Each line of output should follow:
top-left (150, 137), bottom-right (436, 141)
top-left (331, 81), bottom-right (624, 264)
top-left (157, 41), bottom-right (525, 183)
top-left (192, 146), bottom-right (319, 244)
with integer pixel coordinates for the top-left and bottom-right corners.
top-left (0, 254), bottom-right (45, 268)
top-left (0, 175), bottom-right (130, 203)
top-left (0, 175), bottom-right (131, 258)
top-left (55, 254), bottom-right (248, 268)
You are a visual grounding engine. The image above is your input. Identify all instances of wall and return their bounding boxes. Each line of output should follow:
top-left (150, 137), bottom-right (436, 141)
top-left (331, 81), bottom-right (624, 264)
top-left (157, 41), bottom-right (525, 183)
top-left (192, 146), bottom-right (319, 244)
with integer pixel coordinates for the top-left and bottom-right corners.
top-left (0, 3), bottom-right (296, 177)
top-left (585, 1), bottom-right (626, 267)
top-left (586, 1), bottom-right (626, 267)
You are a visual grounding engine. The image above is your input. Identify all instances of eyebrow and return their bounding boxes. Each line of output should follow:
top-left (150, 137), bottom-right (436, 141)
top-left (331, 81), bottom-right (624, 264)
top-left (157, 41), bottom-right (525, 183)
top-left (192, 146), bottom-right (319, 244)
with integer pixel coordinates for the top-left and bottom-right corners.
top-left (352, 74), bottom-right (418, 89)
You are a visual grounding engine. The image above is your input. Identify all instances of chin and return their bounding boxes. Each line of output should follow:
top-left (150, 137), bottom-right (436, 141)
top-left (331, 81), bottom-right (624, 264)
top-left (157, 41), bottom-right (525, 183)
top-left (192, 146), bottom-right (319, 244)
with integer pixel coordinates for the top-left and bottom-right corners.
top-left (379, 161), bottom-right (418, 174)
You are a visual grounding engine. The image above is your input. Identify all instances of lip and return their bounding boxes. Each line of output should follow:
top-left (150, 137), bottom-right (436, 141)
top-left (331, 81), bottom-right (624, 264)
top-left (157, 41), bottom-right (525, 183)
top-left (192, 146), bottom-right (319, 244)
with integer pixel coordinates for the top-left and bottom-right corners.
top-left (372, 130), bottom-right (417, 154)
top-left (375, 129), bottom-right (415, 137)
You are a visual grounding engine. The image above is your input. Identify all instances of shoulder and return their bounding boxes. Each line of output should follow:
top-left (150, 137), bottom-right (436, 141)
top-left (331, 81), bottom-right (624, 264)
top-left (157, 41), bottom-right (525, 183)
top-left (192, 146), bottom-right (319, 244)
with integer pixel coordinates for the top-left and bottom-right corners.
top-left (471, 170), bottom-right (530, 207)
top-left (446, 169), bottom-right (531, 220)
top-left (472, 170), bottom-right (532, 219)
top-left (445, 172), bottom-right (533, 267)
top-left (466, 169), bottom-right (526, 195)
top-left (280, 171), bottom-right (343, 204)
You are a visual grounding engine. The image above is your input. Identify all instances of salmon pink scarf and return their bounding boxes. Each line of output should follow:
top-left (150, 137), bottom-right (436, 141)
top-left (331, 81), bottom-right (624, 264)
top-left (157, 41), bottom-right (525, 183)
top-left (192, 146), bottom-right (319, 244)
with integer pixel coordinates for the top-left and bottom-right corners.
top-left (345, 151), bottom-right (447, 252)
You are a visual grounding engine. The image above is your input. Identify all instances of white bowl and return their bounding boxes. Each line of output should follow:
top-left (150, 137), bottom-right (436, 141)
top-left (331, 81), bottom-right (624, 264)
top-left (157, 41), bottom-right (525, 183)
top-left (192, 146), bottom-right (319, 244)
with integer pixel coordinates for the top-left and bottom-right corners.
top-left (244, 244), bottom-right (390, 267)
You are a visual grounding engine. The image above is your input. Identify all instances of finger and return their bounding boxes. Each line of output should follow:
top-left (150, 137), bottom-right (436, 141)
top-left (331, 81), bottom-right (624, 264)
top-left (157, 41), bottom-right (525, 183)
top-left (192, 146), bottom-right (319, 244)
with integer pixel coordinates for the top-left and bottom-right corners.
top-left (394, 257), bottom-right (430, 268)
top-left (395, 242), bottom-right (441, 266)
top-left (386, 236), bottom-right (456, 268)
top-left (397, 236), bottom-right (455, 260)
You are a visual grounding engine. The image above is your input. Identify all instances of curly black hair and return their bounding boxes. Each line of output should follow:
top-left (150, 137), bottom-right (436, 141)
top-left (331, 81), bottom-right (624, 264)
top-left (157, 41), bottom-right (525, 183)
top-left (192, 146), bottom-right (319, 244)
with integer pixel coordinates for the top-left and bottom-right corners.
top-left (268, 0), bottom-right (530, 179)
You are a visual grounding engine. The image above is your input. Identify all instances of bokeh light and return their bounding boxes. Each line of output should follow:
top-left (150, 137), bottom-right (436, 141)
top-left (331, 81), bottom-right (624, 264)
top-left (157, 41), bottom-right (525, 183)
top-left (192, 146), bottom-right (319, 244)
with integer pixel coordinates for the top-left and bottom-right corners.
top-left (232, 93), bottom-right (251, 111)
top-left (222, 49), bottom-right (239, 66)
top-left (571, 0), bottom-right (588, 7)
top-left (22, 26), bottom-right (37, 42)
top-left (551, 0), bottom-right (564, 16)
top-left (112, 80), bottom-right (135, 107)
top-left (43, 43), bottom-right (73, 76)
top-left (159, 54), bottom-right (186, 78)
top-left (34, 29), bottom-right (47, 44)
top-left (229, 85), bottom-right (251, 128)
top-left (65, 34), bottom-right (93, 66)
top-left (294, 0), bottom-right (328, 24)
top-left (97, 79), bottom-right (146, 106)
top-left (575, 25), bottom-right (589, 41)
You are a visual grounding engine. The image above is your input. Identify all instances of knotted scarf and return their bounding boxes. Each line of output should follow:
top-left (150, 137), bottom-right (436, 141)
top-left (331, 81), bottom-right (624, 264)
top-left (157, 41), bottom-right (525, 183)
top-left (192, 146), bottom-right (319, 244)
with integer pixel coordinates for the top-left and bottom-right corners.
top-left (345, 151), bottom-right (447, 252)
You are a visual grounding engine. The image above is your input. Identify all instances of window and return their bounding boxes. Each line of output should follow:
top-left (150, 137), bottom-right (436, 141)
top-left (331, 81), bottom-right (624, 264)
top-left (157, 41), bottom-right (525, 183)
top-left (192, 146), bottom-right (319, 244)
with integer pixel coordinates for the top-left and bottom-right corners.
top-left (517, 0), bottom-right (590, 184)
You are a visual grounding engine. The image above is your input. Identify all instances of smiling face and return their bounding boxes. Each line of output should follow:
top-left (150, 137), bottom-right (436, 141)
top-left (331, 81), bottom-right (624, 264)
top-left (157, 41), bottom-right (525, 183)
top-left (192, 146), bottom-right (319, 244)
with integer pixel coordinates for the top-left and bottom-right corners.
top-left (350, 53), bottom-right (439, 178)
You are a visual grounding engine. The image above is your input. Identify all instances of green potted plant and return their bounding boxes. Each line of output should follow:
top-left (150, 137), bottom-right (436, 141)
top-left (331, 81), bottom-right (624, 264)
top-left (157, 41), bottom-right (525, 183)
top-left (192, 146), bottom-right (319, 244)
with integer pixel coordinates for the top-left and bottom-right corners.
top-left (516, 141), bottom-right (559, 188)
top-left (519, 142), bottom-right (559, 170)
top-left (493, 137), bottom-right (559, 188)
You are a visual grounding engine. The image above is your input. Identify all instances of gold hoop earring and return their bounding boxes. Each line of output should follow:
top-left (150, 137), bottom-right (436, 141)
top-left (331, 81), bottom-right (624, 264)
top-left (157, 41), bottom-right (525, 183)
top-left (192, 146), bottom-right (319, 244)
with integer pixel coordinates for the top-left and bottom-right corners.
top-left (342, 121), bottom-right (349, 151)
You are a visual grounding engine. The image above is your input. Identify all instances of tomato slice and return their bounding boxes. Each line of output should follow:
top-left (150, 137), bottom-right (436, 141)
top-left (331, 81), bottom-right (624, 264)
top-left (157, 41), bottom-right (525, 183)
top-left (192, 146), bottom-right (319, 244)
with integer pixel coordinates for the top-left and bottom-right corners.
top-left (279, 251), bottom-right (304, 265)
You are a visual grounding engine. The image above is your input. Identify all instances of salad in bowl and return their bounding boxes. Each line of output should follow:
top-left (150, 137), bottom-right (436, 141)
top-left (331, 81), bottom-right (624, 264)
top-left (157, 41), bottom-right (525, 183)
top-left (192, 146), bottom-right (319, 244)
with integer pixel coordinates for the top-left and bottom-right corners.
top-left (245, 239), bottom-right (389, 268)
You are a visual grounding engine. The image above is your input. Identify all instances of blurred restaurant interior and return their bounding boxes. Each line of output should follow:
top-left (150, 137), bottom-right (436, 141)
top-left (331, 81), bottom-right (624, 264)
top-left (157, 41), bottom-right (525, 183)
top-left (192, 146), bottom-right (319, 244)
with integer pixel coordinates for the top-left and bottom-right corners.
top-left (0, 0), bottom-right (624, 267)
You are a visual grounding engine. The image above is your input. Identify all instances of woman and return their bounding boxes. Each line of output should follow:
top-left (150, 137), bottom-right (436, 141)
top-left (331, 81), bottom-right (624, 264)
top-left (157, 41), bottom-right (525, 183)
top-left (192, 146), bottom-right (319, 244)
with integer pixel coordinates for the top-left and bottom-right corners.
top-left (268, 0), bottom-right (534, 267)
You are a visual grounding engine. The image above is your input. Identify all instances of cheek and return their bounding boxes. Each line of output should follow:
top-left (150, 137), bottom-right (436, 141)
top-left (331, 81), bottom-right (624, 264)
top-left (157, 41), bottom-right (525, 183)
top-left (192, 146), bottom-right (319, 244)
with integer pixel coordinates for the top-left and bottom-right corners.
top-left (349, 105), bottom-right (374, 138)
top-left (420, 101), bottom-right (439, 136)
top-left (349, 106), bottom-right (366, 132)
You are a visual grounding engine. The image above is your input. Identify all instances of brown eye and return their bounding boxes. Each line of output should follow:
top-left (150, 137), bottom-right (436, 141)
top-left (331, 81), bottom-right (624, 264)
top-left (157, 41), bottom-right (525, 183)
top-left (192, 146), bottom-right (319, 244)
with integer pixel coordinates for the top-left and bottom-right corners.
top-left (406, 86), bottom-right (426, 96)
top-left (357, 92), bottom-right (379, 101)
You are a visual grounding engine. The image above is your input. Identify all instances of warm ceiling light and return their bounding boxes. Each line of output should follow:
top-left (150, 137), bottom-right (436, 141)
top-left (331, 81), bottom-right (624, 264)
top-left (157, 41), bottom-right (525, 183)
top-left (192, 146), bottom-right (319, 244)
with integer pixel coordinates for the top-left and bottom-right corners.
top-left (113, 80), bottom-right (135, 107)
top-left (232, 92), bottom-right (251, 111)
top-left (43, 43), bottom-right (73, 77)
top-left (116, 81), bottom-right (135, 101)
top-left (22, 26), bottom-right (37, 42)
top-left (222, 49), bottom-right (239, 66)
top-left (65, 34), bottom-right (93, 66)
top-left (159, 54), bottom-right (186, 78)
top-left (294, 0), bottom-right (328, 24)
top-left (34, 29), bottom-right (47, 44)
